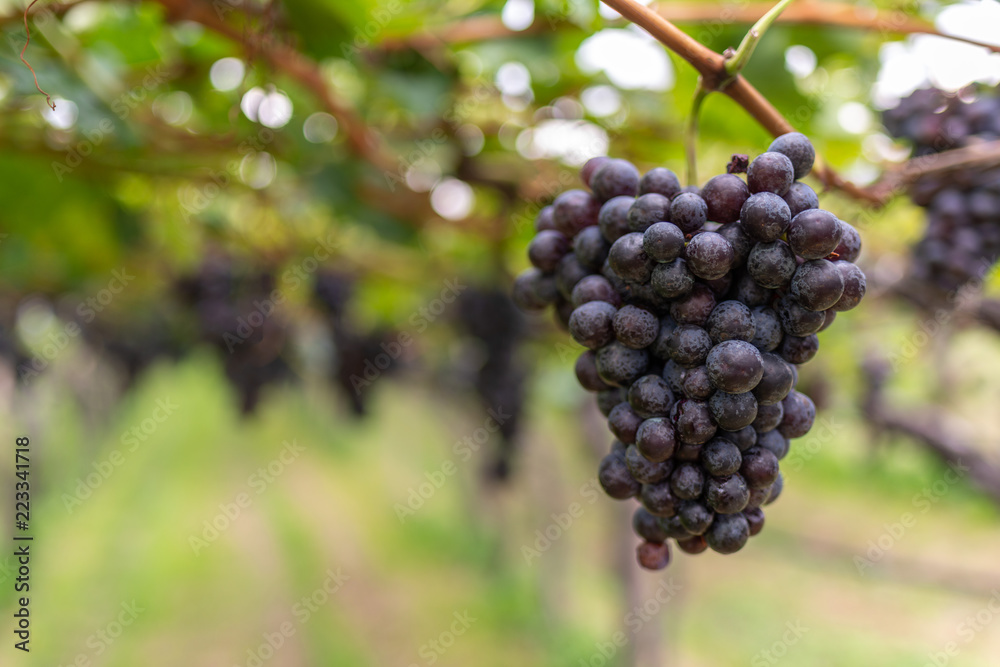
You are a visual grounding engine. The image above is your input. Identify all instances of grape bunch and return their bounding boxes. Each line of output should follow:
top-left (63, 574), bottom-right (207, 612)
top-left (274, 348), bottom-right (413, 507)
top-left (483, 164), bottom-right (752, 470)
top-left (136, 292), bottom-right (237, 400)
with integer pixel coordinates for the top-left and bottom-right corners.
top-left (883, 87), bottom-right (1000, 292)
top-left (513, 133), bottom-right (865, 570)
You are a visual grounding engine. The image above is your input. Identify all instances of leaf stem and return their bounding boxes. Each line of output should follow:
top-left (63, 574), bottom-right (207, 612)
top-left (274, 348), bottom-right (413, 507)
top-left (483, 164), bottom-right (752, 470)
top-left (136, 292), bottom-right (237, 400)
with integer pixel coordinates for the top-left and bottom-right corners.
top-left (724, 0), bottom-right (797, 78)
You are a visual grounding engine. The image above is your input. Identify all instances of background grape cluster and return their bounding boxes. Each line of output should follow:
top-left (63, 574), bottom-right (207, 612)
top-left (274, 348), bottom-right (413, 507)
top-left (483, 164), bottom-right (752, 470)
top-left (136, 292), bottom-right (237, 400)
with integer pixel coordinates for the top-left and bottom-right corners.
top-left (884, 87), bottom-right (1000, 292)
top-left (514, 134), bottom-right (866, 570)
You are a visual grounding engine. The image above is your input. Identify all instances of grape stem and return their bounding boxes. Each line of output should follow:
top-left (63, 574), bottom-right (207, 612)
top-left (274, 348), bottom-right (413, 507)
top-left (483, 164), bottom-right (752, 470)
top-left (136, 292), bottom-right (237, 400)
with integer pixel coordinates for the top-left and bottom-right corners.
top-left (685, 81), bottom-right (709, 187)
top-left (723, 0), bottom-right (798, 79)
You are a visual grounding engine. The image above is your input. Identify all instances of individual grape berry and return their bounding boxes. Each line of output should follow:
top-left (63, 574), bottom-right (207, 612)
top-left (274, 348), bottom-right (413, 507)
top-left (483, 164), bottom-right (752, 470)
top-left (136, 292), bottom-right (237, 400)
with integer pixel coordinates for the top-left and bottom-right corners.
top-left (669, 192), bottom-right (709, 233)
top-left (745, 485), bottom-right (771, 509)
top-left (752, 352), bottom-right (795, 405)
top-left (748, 152), bottom-right (794, 196)
top-left (685, 231), bottom-right (735, 280)
top-left (658, 515), bottom-right (693, 540)
top-left (778, 390), bottom-right (816, 438)
top-left (747, 240), bottom-right (797, 289)
top-left (597, 387), bottom-right (627, 416)
top-left (706, 340), bottom-right (763, 393)
top-left (639, 167), bottom-right (681, 199)
top-left (830, 260), bottom-right (866, 312)
top-left (608, 402), bottom-right (644, 444)
top-left (633, 507), bottom-right (668, 542)
top-left (651, 316), bottom-right (677, 359)
top-left (611, 438), bottom-right (627, 457)
top-left (552, 189), bottom-right (601, 236)
top-left (676, 534), bottom-right (709, 554)
top-left (833, 221), bottom-right (862, 263)
top-left (628, 193), bottom-right (671, 232)
top-left (740, 192), bottom-right (791, 242)
top-left (674, 441), bottom-right (704, 462)
top-left (636, 417), bottom-right (677, 462)
top-left (671, 399), bottom-right (717, 445)
top-left (679, 501), bottom-right (715, 535)
top-left (636, 541), bottom-right (672, 570)
top-left (752, 401), bottom-right (784, 432)
top-left (702, 173), bottom-right (749, 224)
top-left (628, 374), bottom-right (674, 418)
top-left (626, 444), bottom-right (673, 484)
top-left (555, 253), bottom-right (591, 300)
top-left (783, 181), bottom-right (819, 218)
top-left (768, 132), bottom-right (815, 180)
top-left (706, 300), bottom-right (755, 344)
top-left (575, 350), bottom-right (611, 391)
top-left (512, 269), bottom-right (554, 310)
top-left (780, 334), bottom-right (818, 365)
top-left (705, 474), bottom-right (750, 514)
top-left (665, 324), bottom-right (713, 368)
top-left (744, 507), bottom-right (765, 536)
top-left (749, 306), bottom-right (782, 352)
top-left (700, 437), bottom-right (742, 476)
top-left (670, 283), bottom-right (716, 326)
top-left (573, 226), bottom-right (611, 271)
top-left (740, 447), bottom-right (780, 489)
top-left (669, 462), bottom-right (705, 500)
top-left (651, 259), bottom-right (695, 299)
top-left (581, 156), bottom-right (611, 188)
top-left (596, 342), bottom-right (650, 387)
top-left (681, 365), bottom-right (713, 399)
top-left (709, 391), bottom-right (758, 431)
top-left (757, 428), bottom-right (790, 460)
top-left (591, 159), bottom-right (640, 201)
top-left (608, 233), bottom-right (653, 283)
top-left (818, 309), bottom-right (837, 332)
top-left (598, 196), bottom-right (635, 243)
top-left (787, 209), bottom-right (843, 260)
top-left (598, 452), bottom-right (641, 499)
top-left (790, 259), bottom-right (845, 312)
top-left (568, 301), bottom-right (617, 349)
top-left (717, 222), bottom-right (753, 267)
top-left (774, 294), bottom-right (826, 336)
top-left (528, 230), bottom-right (571, 272)
top-left (535, 205), bottom-right (557, 232)
top-left (706, 512), bottom-right (750, 554)
top-left (641, 479), bottom-right (680, 517)
top-left (733, 271), bottom-right (773, 308)
top-left (643, 222), bottom-right (685, 262)
top-left (661, 359), bottom-right (686, 393)
top-left (614, 305), bottom-right (659, 349)
top-left (572, 275), bottom-right (622, 307)
top-left (729, 425), bottom-right (757, 451)
top-left (766, 473), bottom-right (784, 504)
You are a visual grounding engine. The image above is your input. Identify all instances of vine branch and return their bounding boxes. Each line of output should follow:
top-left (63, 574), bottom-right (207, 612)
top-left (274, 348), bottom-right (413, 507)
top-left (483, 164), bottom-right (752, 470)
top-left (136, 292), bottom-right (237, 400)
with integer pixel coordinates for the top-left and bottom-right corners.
top-left (20, 0), bottom-right (55, 110)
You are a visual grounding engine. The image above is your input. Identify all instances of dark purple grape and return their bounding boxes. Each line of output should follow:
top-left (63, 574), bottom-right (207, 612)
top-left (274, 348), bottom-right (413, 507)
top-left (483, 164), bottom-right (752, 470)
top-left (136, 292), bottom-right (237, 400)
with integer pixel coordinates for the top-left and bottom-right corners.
top-left (639, 167), bottom-right (681, 199)
top-left (598, 196), bottom-right (634, 243)
top-left (779, 390), bottom-right (815, 438)
top-left (779, 334), bottom-right (819, 365)
top-left (685, 231), bottom-right (735, 280)
top-left (674, 440), bottom-right (704, 462)
top-left (700, 437), bottom-right (742, 476)
top-left (747, 240), bottom-right (797, 289)
top-left (752, 401), bottom-right (784, 432)
top-left (608, 232), bottom-right (653, 283)
top-left (717, 222), bottom-right (753, 266)
top-left (628, 193), bottom-right (671, 232)
top-left (591, 159), bottom-right (640, 201)
top-left (746, 486), bottom-right (771, 509)
top-left (790, 259), bottom-right (845, 311)
top-left (665, 324), bottom-right (713, 368)
top-left (749, 306), bottom-right (782, 352)
top-left (768, 132), bottom-right (815, 180)
top-left (598, 453), bottom-right (640, 499)
top-left (740, 447), bottom-right (780, 489)
top-left (535, 205), bottom-right (557, 232)
top-left (706, 340), bottom-right (763, 393)
top-left (756, 429), bottom-right (789, 460)
top-left (643, 222), bottom-right (685, 262)
top-left (636, 417), bottom-right (677, 462)
top-left (651, 258), bottom-right (695, 299)
top-left (702, 174), bottom-right (749, 224)
top-left (670, 283), bottom-right (716, 326)
top-left (706, 300), bottom-right (755, 344)
top-left (679, 501), bottom-right (715, 534)
top-left (833, 221), bottom-right (862, 263)
top-left (573, 226), bottom-right (611, 271)
top-left (641, 480), bottom-right (679, 517)
top-left (633, 506), bottom-right (668, 542)
top-left (706, 512), bottom-right (750, 553)
top-left (788, 209), bottom-right (843, 260)
top-left (733, 271), bottom-right (773, 307)
top-left (669, 462), bottom-right (705, 500)
top-left (774, 293), bottom-right (826, 336)
top-left (571, 274), bottom-right (622, 307)
top-left (597, 387), bottom-right (627, 416)
top-left (662, 358), bottom-right (686, 393)
top-left (705, 474), bottom-right (750, 514)
top-left (575, 350), bottom-right (611, 391)
top-left (555, 253), bottom-right (591, 300)
top-left (552, 189), bottom-right (601, 236)
top-left (766, 473), bottom-right (784, 504)
top-left (741, 192), bottom-right (791, 242)
top-left (830, 260), bottom-right (866, 311)
top-left (677, 534), bottom-right (709, 554)
top-left (709, 391), bottom-right (758, 431)
top-left (783, 181), bottom-right (819, 217)
top-left (596, 342), bottom-right (650, 387)
top-left (628, 374), bottom-right (674, 418)
top-left (752, 352), bottom-right (795, 405)
top-left (614, 305), bottom-right (659, 349)
top-left (748, 152), bottom-right (794, 196)
top-left (651, 316), bottom-right (677, 360)
top-left (636, 541), bottom-right (671, 570)
top-left (512, 268), bottom-right (554, 310)
top-left (608, 402), bottom-right (643, 444)
top-left (671, 399), bottom-right (717, 445)
top-left (818, 309), bottom-right (837, 332)
top-left (681, 365), bottom-right (713, 399)
top-left (625, 444), bottom-right (672, 484)
top-left (744, 507), bottom-right (765, 536)
top-left (729, 425), bottom-right (757, 451)
top-left (669, 192), bottom-right (709, 233)
top-left (568, 301), bottom-right (617, 349)
top-left (581, 156), bottom-right (610, 188)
